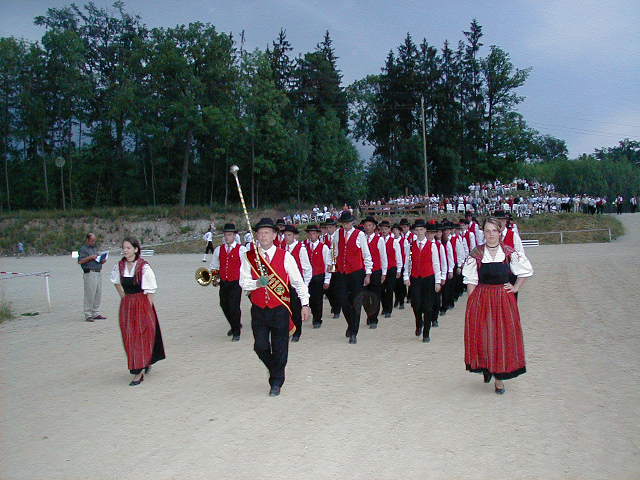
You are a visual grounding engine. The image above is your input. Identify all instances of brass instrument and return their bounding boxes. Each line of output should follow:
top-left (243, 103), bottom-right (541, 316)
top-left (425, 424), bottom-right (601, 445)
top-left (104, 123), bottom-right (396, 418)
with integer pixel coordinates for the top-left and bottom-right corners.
top-left (195, 267), bottom-right (220, 287)
top-left (328, 239), bottom-right (337, 273)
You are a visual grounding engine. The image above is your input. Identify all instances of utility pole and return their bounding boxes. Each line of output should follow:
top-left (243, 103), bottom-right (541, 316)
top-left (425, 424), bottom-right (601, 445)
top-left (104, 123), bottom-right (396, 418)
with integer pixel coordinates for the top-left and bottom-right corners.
top-left (421, 95), bottom-right (429, 197)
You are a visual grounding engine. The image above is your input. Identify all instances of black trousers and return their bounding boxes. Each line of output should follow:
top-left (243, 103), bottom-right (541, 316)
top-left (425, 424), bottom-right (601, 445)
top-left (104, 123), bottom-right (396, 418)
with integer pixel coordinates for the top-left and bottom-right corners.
top-left (335, 269), bottom-right (365, 336)
top-left (394, 268), bottom-right (407, 306)
top-left (219, 280), bottom-right (242, 336)
top-left (365, 270), bottom-right (383, 324)
top-left (327, 274), bottom-right (341, 315)
top-left (410, 275), bottom-right (435, 339)
top-left (205, 242), bottom-right (214, 254)
top-left (290, 288), bottom-right (302, 338)
top-left (432, 290), bottom-right (441, 324)
top-left (251, 305), bottom-right (290, 388)
top-left (308, 274), bottom-right (325, 325)
top-left (381, 267), bottom-right (397, 314)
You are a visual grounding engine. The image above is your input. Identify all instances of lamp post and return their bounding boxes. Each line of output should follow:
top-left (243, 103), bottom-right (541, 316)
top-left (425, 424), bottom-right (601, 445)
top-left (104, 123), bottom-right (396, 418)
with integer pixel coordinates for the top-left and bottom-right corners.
top-left (55, 156), bottom-right (66, 210)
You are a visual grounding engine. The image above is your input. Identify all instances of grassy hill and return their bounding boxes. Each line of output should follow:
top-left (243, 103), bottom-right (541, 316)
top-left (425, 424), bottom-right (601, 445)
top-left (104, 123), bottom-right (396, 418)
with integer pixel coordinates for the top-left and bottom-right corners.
top-left (0, 206), bottom-right (625, 256)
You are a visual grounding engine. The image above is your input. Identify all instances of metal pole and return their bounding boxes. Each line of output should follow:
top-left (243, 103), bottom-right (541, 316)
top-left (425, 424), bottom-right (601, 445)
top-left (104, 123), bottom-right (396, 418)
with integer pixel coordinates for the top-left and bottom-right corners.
top-left (44, 273), bottom-right (51, 312)
top-left (421, 95), bottom-right (429, 198)
top-left (560, 231), bottom-right (563, 244)
top-left (608, 228), bottom-right (612, 242)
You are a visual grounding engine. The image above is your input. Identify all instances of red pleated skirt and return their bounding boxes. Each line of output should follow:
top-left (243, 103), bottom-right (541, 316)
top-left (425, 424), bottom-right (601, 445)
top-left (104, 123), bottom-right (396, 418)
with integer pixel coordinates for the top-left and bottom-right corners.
top-left (119, 293), bottom-right (165, 371)
top-left (464, 284), bottom-right (526, 379)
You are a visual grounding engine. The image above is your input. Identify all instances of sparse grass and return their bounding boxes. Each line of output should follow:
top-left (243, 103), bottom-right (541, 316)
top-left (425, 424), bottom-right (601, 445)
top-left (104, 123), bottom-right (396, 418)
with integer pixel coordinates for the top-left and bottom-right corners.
top-left (517, 213), bottom-right (624, 244)
top-left (0, 300), bottom-right (15, 323)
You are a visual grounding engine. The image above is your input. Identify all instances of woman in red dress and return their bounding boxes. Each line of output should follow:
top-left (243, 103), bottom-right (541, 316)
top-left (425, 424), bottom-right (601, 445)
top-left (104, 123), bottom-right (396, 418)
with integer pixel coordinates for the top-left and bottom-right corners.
top-left (462, 218), bottom-right (533, 394)
top-left (111, 237), bottom-right (165, 386)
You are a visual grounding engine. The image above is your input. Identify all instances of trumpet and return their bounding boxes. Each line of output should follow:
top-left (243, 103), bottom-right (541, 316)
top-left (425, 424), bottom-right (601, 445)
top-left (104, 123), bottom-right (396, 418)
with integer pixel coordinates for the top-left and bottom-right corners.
top-left (328, 241), bottom-right (337, 273)
top-left (195, 267), bottom-right (220, 287)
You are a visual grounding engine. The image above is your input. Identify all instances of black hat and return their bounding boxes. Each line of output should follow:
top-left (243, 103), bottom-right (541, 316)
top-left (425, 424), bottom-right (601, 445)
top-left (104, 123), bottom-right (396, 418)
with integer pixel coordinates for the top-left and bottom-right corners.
top-left (253, 217), bottom-right (278, 232)
top-left (276, 218), bottom-right (286, 225)
top-left (362, 216), bottom-right (378, 225)
top-left (338, 211), bottom-right (355, 223)
top-left (413, 218), bottom-right (427, 229)
top-left (284, 224), bottom-right (299, 234)
top-left (223, 223), bottom-right (238, 233)
top-left (426, 219), bottom-right (439, 232)
top-left (305, 224), bottom-right (321, 232)
top-left (379, 220), bottom-right (391, 228)
top-left (493, 210), bottom-right (507, 218)
top-left (325, 218), bottom-right (337, 226)
top-left (391, 223), bottom-right (402, 231)
top-left (441, 221), bottom-right (454, 230)
top-left (399, 218), bottom-right (410, 226)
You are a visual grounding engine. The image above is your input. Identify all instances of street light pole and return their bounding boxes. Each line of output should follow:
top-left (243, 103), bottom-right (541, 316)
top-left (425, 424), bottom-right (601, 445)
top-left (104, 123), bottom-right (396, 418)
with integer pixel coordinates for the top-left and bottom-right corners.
top-left (421, 95), bottom-right (429, 198)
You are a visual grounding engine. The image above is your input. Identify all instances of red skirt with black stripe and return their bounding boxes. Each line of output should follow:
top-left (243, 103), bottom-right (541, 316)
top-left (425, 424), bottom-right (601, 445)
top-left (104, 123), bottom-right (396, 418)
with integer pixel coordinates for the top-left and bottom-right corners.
top-left (464, 284), bottom-right (526, 380)
top-left (119, 293), bottom-right (165, 372)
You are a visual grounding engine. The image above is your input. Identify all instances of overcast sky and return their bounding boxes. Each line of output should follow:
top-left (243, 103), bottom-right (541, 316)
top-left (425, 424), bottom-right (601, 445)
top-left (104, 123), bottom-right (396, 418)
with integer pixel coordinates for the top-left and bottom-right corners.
top-left (1, 0), bottom-right (638, 158)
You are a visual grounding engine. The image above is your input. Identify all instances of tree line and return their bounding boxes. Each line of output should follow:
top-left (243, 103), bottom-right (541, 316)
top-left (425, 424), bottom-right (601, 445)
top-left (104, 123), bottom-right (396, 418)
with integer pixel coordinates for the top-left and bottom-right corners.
top-left (1, 1), bottom-right (633, 213)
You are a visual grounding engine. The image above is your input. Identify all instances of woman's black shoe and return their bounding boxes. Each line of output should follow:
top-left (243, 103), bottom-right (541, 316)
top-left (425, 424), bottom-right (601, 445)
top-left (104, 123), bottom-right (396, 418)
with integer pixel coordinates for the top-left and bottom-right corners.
top-left (129, 373), bottom-right (144, 386)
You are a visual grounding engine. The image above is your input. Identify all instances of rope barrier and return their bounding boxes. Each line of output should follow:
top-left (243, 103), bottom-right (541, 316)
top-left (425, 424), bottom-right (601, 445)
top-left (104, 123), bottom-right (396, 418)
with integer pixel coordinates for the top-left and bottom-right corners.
top-left (0, 271), bottom-right (52, 312)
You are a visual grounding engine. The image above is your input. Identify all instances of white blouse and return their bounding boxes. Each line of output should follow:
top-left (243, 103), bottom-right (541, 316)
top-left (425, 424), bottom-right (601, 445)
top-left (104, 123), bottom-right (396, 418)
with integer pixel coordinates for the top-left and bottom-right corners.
top-left (110, 262), bottom-right (158, 294)
top-left (462, 246), bottom-right (533, 286)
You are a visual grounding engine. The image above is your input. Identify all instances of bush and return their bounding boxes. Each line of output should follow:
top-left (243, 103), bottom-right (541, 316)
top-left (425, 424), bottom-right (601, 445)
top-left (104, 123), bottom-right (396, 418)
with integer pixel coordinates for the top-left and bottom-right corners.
top-left (0, 300), bottom-right (15, 322)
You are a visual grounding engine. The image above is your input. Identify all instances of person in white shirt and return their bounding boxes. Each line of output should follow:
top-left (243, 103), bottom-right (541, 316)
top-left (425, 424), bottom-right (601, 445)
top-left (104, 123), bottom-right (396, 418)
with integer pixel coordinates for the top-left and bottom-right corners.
top-left (202, 229), bottom-right (214, 262)
top-left (462, 217), bottom-right (533, 394)
top-left (331, 211), bottom-right (373, 344)
top-left (362, 216), bottom-right (388, 328)
top-left (304, 224), bottom-right (332, 328)
top-left (239, 218), bottom-right (310, 396)
top-left (283, 224), bottom-right (312, 342)
top-left (379, 220), bottom-right (403, 318)
top-left (111, 236), bottom-right (165, 386)
top-left (210, 223), bottom-right (247, 341)
top-left (403, 220), bottom-right (441, 342)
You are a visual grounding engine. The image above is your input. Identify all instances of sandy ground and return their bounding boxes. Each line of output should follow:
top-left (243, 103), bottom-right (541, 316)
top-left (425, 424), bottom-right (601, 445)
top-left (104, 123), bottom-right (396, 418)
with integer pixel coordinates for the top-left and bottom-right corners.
top-left (1, 214), bottom-right (639, 480)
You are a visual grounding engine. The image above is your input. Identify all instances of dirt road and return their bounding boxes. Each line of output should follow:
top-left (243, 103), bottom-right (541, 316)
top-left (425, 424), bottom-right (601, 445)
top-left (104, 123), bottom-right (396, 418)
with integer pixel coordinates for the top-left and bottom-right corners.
top-left (1, 214), bottom-right (639, 479)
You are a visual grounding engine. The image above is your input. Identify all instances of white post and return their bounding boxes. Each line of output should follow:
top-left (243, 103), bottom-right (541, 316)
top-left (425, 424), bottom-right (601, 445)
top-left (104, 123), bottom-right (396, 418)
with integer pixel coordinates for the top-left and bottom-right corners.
top-left (560, 231), bottom-right (564, 244)
top-left (608, 228), bottom-right (612, 242)
top-left (44, 274), bottom-right (51, 312)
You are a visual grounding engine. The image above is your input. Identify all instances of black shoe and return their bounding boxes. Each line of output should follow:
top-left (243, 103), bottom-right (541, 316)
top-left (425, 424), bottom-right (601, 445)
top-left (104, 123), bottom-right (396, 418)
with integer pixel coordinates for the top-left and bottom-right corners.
top-left (333, 313), bottom-right (340, 319)
top-left (415, 327), bottom-right (422, 337)
top-left (291, 335), bottom-right (300, 343)
top-left (269, 386), bottom-right (281, 397)
top-left (231, 335), bottom-right (240, 342)
top-left (345, 329), bottom-right (350, 338)
top-left (399, 304), bottom-right (405, 310)
top-left (384, 313), bottom-right (391, 318)
top-left (312, 323), bottom-right (321, 329)
top-left (432, 320), bottom-right (439, 327)
top-left (227, 329), bottom-right (233, 337)
top-left (422, 336), bottom-right (431, 343)
top-left (369, 323), bottom-right (377, 329)
top-left (495, 385), bottom-right (505, 395)
top-left (348, 334), bottom-right (357, 344)
top-left (129, 374), bottom-right (144, 386)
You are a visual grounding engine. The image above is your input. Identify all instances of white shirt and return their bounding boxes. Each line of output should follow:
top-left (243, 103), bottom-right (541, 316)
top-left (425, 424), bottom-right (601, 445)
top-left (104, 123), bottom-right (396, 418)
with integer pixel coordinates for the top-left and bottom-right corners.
top-left (203, 231), bottom-right (213, 242)
top-left (403, 238), bottom-right (441, 283)
top-left (444, 238), bottom-right (455, 274)
top-left (367, 233), bottom-right (388, 275)
top-left (462, 246), bottom-right (533, 285)
top-left (453, 233), bottom-right (467, 266)
top-left (209, 241), bottom-right (248, 271)
top-left (472, 223), bottom-right (485, 245)
top-left (463, 229), bottom-right (477, 251)
top-left (437, 241), bottom-right (448, 281)
top-left (331, 227), bottom-right (374, 274)
top-left (110, 262), bottom-right (157, 294)
top-left (306, 239), bottom-right (332, 284)
top-left (382, 234), bottom-right (403, 270)
top-left (239, 244), bottom-right (310, 305)
top-left (286, 240), bottom-right (313, 286)
top-left (244, 232), bottom-right (253, 244)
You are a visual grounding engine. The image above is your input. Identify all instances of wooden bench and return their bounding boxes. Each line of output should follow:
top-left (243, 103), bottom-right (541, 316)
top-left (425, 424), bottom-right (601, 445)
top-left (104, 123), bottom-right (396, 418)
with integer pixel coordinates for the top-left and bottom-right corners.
top-left (522, 239), bottom-right (539, 248)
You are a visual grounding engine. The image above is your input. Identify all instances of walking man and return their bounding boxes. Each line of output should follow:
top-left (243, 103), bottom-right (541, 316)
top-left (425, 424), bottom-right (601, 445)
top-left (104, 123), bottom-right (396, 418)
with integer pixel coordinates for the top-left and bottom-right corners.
top-left (78, 233), bottom-right (107, 322)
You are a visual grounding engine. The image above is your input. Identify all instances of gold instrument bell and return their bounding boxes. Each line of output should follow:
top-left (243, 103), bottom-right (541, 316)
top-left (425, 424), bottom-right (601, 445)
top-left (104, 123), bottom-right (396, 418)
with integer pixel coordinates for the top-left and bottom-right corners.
top-left (195, 267), bottom-right (220, 287)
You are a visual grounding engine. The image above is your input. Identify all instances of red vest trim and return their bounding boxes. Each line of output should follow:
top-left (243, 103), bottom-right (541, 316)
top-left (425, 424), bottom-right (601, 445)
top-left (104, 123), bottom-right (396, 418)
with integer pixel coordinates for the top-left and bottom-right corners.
top-left (451, 235), bottom-right (459, 266)
top-left (288, 242), bottom-right (303, 274)
top-left (219, 243), bottom-right (241, 281)
top-left (337, 228), bottom-right (365, 274)
top-left (368, 233), bottom-right (382, 272)
top-left (503, 228), bottom-right (515, 248)
top-left (410, 241), bottom-right (435, 278)
top-left (384, 236), bottom-right (397, 270)
top-left (306, 241), bottom-right (326, 277)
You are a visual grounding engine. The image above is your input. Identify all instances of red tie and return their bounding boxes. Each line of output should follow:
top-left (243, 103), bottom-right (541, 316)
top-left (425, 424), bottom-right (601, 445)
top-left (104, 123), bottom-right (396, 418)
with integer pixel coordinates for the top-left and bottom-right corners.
top-left (264, 252), bottom-right (270, 263)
